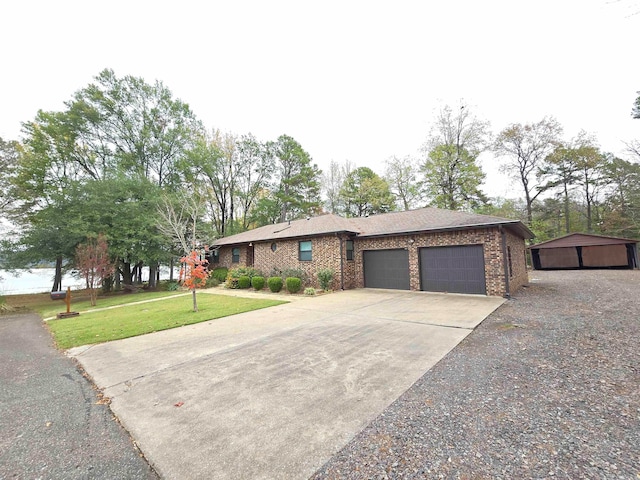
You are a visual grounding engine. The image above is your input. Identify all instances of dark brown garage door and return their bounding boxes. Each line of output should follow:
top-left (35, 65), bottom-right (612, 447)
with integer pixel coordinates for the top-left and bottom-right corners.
top-left (363, 249), bottom-right (410, 290)
top-left (420, 245), bottom-right (486, 295)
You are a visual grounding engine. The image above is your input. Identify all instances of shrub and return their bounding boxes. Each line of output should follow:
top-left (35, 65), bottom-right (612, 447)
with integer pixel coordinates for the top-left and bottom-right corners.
top-left (211, 267), bottom-right (228, 283)
top-left (238, 276), bottom-right (251, 289)
top-left (285, 277), bottom-right (302, 294)
top-left (267, 276), bottom-right (283, 293)
top-left (304, 287), bottom-right (316, 296)
top-left (251, 276), bottom-right (265, 290)
top-left (158, 280), bottom-right (180, 291)
top-left (269, 267), bottom-right (308, 285)
top-left (317, 268), bottom-right (334, 290)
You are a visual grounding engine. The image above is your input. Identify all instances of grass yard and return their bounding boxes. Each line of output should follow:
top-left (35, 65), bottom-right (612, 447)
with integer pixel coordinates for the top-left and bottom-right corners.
top-left (47, 293), bottom-right (286, 349)
top-left (4, 290), bottom-right (185, 319)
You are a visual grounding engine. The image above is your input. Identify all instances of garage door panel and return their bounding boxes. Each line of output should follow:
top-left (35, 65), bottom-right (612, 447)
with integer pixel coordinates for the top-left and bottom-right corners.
top-left (420, 245), bottom-right (486, 295)
top-left (363, 249), bottom-right (410, 290)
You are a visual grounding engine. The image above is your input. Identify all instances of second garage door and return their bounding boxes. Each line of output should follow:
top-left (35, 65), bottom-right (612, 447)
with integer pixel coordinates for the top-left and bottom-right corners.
top-left (363, 249), bottom-right (410, 290)
top-left (420, 245), bottom-right (487, 295)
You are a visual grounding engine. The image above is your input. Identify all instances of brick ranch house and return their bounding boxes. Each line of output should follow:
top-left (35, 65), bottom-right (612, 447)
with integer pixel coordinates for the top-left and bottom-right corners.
top-left (209, 207), bottom-right (534, 297)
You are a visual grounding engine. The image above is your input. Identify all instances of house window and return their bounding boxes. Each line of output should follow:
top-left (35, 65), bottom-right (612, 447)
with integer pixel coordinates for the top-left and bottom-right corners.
top-left (299, 240), bottom-right (312, 261)
top-left (346, 240), bottom-right (354, 261)
top-left (507, 246), bottom-right (513, 278)
top-left (211, 249), bottom-right (220, 264)
top-left (271, 243), bottom-right (277, 252)
top-left (232, 247), bottom-right (240, 263)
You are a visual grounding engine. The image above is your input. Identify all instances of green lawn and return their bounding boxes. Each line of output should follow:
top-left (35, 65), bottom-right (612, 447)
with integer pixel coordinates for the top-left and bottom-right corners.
top-left (4, 290), bottom-right (185, 319)
top-left (47, 293), bottom-right (286, 349)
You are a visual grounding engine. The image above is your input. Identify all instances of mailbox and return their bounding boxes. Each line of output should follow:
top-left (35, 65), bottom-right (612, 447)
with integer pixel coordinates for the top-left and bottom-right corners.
top-left (50, 291), bottom-right (67, 300)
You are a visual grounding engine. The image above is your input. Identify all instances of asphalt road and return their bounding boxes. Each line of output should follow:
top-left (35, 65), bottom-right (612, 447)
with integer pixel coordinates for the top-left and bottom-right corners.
top-left (0, 313), bottom-right (157, 480)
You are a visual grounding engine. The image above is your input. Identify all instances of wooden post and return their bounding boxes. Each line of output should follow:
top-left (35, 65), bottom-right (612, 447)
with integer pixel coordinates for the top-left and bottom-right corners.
top-left (65, 286), bottom-right (71, 313)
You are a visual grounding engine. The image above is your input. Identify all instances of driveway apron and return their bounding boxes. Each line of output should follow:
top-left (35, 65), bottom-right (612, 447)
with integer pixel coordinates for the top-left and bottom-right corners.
top-left (70, 289), bottom-right (504, 479)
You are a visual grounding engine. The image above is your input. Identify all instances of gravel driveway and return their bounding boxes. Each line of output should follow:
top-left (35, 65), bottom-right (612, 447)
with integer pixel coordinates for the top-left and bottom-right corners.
top-left (311, 270), bottom-right (640, 479)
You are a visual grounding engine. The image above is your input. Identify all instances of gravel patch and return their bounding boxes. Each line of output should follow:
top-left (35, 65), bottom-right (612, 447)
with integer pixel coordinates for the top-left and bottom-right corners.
top-left (311, 270), bottom-right (640, 479)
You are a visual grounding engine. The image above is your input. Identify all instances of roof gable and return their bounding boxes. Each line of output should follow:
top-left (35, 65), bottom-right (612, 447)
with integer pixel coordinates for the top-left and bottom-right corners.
top-left (530, 232), bottom-right (638, 249)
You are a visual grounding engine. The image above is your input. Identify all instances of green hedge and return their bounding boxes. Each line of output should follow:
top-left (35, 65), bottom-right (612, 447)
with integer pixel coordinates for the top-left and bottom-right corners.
top-left (285, 277), bottom-right (301, 294)
top-left (211, 267), bottom-right (229, 283)
top-left (267, 276), bottom-right (283, 293)
top-left (251, 276), bottom-right (265, 290)
top-left (238, 276), bottom-right (251, 289)
top-left (317, 268), bottom-right (334, 290)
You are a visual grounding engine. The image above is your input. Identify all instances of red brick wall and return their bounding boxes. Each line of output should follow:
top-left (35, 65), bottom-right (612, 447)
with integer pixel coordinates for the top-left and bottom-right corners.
top-left (352, 227), bottom-right (524, 297)
top-left (213, 227), bottom-right (528, 296)
top-left (505, 230), bottom-right (529, 293)
top-left (214, 236), bottom-right (345, 290)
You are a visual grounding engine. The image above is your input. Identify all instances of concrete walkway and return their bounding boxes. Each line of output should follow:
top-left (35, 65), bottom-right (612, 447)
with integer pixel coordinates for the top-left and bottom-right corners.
top-left (70, 289), bottom-right (504, 479)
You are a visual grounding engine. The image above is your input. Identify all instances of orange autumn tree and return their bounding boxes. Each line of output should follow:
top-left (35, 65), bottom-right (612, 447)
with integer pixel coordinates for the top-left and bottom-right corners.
top-left (179, 250), bottom-right (209, 312)
top-left (75, 234), bottom-right (115, 306)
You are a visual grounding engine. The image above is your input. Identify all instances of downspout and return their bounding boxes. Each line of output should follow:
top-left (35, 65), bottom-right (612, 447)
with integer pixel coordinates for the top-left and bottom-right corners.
top-left (499, 226), bottom-right (511, 299)
top-left (338, 233), bottom-right (345, 290)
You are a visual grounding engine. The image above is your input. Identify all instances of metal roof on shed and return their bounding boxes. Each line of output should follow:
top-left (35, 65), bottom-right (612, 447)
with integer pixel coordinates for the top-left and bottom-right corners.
top-left (529, 233), bottom-right (638, 249)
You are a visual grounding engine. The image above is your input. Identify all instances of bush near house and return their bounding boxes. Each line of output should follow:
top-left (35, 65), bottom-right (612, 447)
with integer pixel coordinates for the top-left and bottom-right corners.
top-left (304, 287), bottom-right (316, 296)
top-left (268, 276), bottom-right (283, 293)
top-left (270, 267), bottom-right (308, 285)
top-left (226, 267), bottom-right (263, 289)
top-left (238, 276), bottom-right (251, 289)
top-left (211, 267), bottom-right (228, 283)
top-left (317, 268), bottom-right (334, 290)
top-left (251, 276), bottom-right (265, 290)
top-left (285, 277), bottom-right (302, 294)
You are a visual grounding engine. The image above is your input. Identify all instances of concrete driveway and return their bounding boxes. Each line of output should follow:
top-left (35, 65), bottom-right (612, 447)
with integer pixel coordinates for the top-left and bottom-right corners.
top-left (70, 289), bottom-right (504, 479)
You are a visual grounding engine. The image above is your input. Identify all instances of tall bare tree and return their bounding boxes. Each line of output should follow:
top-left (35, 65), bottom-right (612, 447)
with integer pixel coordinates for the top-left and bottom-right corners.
top-left (494, 116), bottom-right (563, 225)
top-left (384, 155), bottom-right (422, 210)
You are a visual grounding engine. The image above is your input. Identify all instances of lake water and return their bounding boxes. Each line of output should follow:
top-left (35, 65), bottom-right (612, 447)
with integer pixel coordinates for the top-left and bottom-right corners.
top-left (0, 267), bottom-right (178, 295)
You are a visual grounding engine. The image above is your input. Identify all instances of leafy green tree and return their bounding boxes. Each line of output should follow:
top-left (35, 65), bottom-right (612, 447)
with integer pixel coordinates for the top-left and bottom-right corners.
top-left (422, 145), bottom-right (486, 211)
top-left (539, 143), bottom-right (581, 234)
top-left (0, 137), bottom-right (20, 213)
top-left (494, 116), bottom-right (563, 225)
top-left (67, 68), bottom-right (200, 188)
top-left (271, 134), bottom-right (322, 222)
top-left (421, 104), bottom-right (490, 211)
top-left (601, 155), bottom-right (640, 237)
top-left (339, 167), bottom-right (395, 217)
top-left (573, 142), bottom-right (605, 232)
top-left (384, 155), bottom-right (423, 211)
top-left (234, 133), bottom-right (273, 230)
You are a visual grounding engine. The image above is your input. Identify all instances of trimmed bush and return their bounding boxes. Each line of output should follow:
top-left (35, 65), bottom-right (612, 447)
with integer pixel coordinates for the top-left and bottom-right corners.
top-left (317, 268), bottom-right (334, 291)
top-left (304, 287), bottom-right (316, 296)
top-left (285, 277), bottom-right (302, 294)
top-left (211, 267), bottom-right (228, 283)
top-left (205, 276), bottom-right (219, 288)
top-left (269, 267), bottom-right (308, 285)
top-left (238, 276), bottom-right (251, 289)
top-left (267, 276), bottom-right (283, 293)
top-left (251, 276), bottom-right (265, 291)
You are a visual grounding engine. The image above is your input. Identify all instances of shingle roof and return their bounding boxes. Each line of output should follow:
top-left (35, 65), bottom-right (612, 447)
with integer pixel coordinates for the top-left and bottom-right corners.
top-left (529, 232), bottom-right (638, 249)
top-left (212, 214), bottom-right (359, 246)
top-left (212, 207), bottom-right (534, 247)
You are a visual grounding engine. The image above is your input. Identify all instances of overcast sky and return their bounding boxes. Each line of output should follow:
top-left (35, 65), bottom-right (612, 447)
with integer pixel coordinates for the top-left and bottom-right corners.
top-left (1, 0), bottom-right (638, 198)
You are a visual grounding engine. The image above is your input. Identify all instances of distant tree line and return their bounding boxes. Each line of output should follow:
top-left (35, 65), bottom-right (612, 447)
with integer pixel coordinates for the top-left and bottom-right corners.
top-left (0, 70), bottom-right (638, 290)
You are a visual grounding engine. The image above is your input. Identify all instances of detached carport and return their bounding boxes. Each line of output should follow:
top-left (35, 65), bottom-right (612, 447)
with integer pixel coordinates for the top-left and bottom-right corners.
top-left (530, 233), bottom-right (639, 270)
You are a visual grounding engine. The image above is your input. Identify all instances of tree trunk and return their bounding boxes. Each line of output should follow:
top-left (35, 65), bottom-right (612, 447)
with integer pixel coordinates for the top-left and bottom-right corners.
top-left (120, 260), bottom-right (133, 285)
top-left (192, 289), bottom-right (198, 312)
top-left (52, 256), bottom-right (63, 292)
top-left (563, 182), bottom-right (571, 233)
top-left (169, 257), bottom-right (174, 281)
top-left (148, 263), bottom-right (158, 289)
